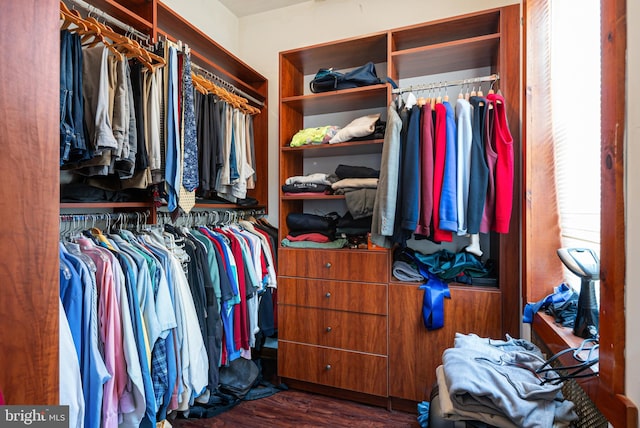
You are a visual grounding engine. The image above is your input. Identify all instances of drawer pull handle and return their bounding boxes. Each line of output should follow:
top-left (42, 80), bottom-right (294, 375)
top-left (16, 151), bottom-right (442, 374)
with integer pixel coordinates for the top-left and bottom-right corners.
top-left (325, 292), bottom-right (331, 298)
top-left (325, 364), bottom-right (332, 371)
top-left (325, 262), bottom-right (332, 268)
top-left (326, 326), bottom-right (332, 333)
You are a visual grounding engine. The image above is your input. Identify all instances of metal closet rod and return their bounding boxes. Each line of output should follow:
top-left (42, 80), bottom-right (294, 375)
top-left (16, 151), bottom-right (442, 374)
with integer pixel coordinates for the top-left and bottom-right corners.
top-left (66, 0), bottom-right (150, 42)
top-left (392, 73), bottom-right (499, 94)
top-left (190, 62), bottom-right (265, 108)
top-left (156, 207), bottom-right (266, 226)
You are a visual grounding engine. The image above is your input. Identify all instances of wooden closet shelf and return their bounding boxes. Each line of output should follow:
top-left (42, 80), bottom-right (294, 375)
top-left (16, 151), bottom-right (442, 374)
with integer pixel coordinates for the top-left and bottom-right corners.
top-left (391, 34), bottom-right (500, 79)
top-left (81, 0), bottom-right (154, 34)
top-left (281, 194), bottom-right (345, 201)
top-left (280, 33), bottom-right (388, 74)
top-left (281, 139), bottom-right (384, 157)
top-left (60, 201), bottom-right (154, 209)
top-left (391, 9), bottom-right (500, 51)
top-left (389, 278), bottom-right (501, 291)
top-left (281, 85), bottom-right (388, 115)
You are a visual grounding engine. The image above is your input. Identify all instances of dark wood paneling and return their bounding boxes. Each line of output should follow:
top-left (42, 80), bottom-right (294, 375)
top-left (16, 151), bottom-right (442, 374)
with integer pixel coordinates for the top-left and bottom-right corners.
top-left (0, 0), bottom-right (60, 405)
top-left (278, 277), bottom-right (387, 315)
top-left (388, 284), bottom-right (502, 402)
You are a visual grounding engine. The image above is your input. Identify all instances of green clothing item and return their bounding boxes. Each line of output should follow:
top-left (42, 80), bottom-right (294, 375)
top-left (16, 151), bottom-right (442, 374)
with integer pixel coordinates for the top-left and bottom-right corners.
top-left (281, 238), bottom-right (347, 249)
top-left (289, 125), bottom-right (340, 147)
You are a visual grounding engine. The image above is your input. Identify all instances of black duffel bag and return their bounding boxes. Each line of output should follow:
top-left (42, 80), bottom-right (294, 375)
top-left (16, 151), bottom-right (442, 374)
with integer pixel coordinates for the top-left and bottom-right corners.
top-left (310, 62), bottom-right (396, 93)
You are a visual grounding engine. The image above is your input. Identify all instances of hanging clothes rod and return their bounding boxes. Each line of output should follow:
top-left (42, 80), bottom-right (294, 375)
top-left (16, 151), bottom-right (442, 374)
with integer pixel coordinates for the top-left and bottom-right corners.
top-left (66, 0), bottom-right (150, 42)
top-left (59, 211), bottom-right (151, 234)
top-left (190, 62), bottom-right (265, 107)
top-left (156, 207), bottom-right (266, 226)
top-left (392, 73), bottom-right (499, 95)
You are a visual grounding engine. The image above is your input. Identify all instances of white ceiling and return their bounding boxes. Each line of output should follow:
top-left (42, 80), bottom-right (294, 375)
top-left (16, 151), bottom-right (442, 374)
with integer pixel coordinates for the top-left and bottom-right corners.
top-left (218, 0), bottom-right (311, 17)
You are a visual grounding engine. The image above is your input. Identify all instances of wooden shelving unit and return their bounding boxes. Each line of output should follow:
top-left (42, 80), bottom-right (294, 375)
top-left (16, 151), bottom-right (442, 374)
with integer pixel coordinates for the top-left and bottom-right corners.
top-left (278, 5), bottom-right (521, 407)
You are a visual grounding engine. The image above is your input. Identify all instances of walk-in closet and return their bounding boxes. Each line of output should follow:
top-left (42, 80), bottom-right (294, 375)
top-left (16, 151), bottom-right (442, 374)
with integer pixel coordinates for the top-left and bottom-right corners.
top-left (0, 0), bottom-right (637, 427)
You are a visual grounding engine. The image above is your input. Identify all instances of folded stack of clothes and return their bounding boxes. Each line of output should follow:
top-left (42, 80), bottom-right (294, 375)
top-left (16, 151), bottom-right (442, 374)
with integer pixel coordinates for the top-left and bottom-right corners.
top-left (281, 172), bottom-right (334, 195)
top-left (433, 333), bottom-right (578, 428)
top-left (331, 165), bottom-right (379, 225)
top-left (282, 212), bottom-right (347, 248)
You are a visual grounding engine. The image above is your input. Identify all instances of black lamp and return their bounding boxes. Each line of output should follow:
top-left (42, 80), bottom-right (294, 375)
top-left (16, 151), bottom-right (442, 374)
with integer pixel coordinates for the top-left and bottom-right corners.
top-left (556, 248), bottom-right (600, 339)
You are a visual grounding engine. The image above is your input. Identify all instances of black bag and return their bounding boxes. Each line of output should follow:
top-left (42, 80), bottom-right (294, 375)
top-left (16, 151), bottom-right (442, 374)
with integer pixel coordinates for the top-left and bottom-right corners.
top-left (310, 62), bottom-right (396, 93)
top-left (218, 357), bottom-right (260, 399)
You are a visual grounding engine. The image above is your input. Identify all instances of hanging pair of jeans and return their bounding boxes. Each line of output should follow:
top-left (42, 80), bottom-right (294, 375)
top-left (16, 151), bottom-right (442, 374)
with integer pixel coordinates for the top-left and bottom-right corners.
top-left (60, 30), bottom-right (90, 165)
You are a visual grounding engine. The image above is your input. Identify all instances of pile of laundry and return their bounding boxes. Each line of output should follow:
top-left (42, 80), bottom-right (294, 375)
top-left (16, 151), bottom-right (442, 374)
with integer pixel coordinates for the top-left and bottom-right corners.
top-left (430, 333), bottom-right (578, 428)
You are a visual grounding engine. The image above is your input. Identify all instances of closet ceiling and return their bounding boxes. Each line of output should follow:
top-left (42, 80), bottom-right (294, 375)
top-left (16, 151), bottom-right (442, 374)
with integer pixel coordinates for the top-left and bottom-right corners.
top-left (218, 0), bottom-right (312, 17)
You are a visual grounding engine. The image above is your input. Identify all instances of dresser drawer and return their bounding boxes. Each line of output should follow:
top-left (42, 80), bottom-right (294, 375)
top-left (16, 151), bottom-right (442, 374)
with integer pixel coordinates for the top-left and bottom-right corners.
top-left (279, 248), bottom-right (389, 283)
top-left (278, 341), bottom-right (388, 397)
top-left (279, 305), bottom-right (387, 355)
top-left (279, 277), bottom-right (387, 315)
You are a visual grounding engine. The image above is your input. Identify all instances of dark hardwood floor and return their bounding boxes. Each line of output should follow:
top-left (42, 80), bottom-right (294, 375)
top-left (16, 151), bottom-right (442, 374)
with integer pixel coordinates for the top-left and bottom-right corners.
top-left (170, 389), bottom-right (421, 427)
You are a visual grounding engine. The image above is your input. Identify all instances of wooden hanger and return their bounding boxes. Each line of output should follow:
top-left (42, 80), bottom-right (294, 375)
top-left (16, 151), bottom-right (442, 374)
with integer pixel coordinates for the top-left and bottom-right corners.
top-left (60, 2), bottom-right (165, 69)
top-left (60, 2), bottom-right (89, 34)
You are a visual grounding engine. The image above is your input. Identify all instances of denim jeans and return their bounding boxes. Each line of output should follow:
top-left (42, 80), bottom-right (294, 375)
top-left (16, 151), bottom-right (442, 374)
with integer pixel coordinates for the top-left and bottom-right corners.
top-left (60, 30), bottom-right (90, 165)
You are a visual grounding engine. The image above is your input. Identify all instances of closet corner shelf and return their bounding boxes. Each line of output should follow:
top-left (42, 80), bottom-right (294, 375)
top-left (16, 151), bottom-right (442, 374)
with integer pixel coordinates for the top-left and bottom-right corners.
top-left (281, 85), bottom-right (389, 115)
top-left (281, 194), bottom-right (345, 201)
top-left (388, 278), bottom-right (501, 291)
top-left (281, 32), bottom-right (388, 74)
top-left (281, 139), bottom-right (384, 157)
top-left (391, 34), bottom-right (500, 79)
top-left (390, 9), bottom-right (501, 51)
top-left (60, 201), bottom-right (153, 209)
top-left (193, 203), bottom-right (267, 211)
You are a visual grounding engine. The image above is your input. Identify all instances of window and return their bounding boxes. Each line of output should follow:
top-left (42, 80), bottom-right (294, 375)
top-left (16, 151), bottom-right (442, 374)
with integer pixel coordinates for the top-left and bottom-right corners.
top-left (551, 0), bottom-right (601, 292)
top-left (525, 0), bottom-right (634, 425)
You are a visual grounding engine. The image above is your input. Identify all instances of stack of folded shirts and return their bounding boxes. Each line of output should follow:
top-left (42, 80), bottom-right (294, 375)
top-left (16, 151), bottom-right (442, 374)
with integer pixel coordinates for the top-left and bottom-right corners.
top-left (282, 212), bottom-right (347, 248)
top-left (330, 165), bottom-right (379, 223)
top-left (282, 172), bottom-right (335, 195)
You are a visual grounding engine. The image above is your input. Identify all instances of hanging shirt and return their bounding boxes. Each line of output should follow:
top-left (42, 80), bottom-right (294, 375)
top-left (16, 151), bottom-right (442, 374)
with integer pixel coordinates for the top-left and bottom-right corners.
top-left (370, 105), bottom-right (402, 248)
top-left (455, 98), bottom-right (473, 235)
top-left (61, 242), bottom-right (110, 428)
top-left (433, 103), bottom-right (453, 242)
top-left (59, 300), bottom-right (85, 428)
top-left (467, 96), bottom-right (489, 235)
top-left (416, 103), bottom-right (435, 237)
top-left (439, 101), bottom-right (458, 232)
top-left (488, 93), bottom-right (514, 233)
top-left (480, 99), bottom-right (498, 234)
top-left (77, 237), bottom-right (126, 428)
top-left (400, 105), bottom-right (421, 236)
